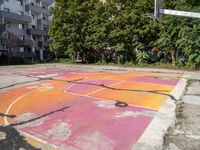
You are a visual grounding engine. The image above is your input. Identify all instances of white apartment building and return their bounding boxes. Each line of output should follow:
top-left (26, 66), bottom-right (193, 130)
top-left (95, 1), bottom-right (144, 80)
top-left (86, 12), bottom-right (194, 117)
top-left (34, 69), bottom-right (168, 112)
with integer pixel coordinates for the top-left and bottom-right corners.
top-left (0, 0), bottom-right (54, 61)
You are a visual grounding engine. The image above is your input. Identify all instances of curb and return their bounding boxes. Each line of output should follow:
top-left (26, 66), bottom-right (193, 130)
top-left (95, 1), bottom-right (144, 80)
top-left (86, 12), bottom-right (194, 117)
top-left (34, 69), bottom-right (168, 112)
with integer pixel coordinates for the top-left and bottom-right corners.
top-left (132, 78), bottom-right (187, 150)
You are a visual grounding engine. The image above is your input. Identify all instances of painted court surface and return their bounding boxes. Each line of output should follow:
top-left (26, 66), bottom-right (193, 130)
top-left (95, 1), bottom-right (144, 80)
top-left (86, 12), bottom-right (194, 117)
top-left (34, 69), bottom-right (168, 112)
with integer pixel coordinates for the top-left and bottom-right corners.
top-left (0, 69), bottom-right (180, 149)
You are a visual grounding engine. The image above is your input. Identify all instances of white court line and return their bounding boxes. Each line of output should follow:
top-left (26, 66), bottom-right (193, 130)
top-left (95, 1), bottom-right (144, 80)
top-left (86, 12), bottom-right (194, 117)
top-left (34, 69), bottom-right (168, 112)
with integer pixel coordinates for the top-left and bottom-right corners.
top-left (64, 84), bottom-right (75, 92)
top-left (84, 80), bottom-right (124, 96)
top-left (4, 80), bottom-right (62, 126)
top-left (3, 76), bottom-right (86, 121)
top-left (64, 88), bottom-right (157, 111)
top-left (3, 81), bottom-right (61, 148)
top-left (20, 131), bottom-right (58, 149)
top-left (4, 88), bottom-right (40, 126)
top-left (3, 88), bottom-right (56, 148)
top-left (64, 77), bottom-right (89, 92)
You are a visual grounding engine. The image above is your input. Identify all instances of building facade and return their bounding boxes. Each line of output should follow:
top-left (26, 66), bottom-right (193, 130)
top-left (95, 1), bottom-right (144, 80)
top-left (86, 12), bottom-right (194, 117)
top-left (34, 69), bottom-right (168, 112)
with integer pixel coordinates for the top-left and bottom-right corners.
top-left (0, 0), bottom-right (53, 61)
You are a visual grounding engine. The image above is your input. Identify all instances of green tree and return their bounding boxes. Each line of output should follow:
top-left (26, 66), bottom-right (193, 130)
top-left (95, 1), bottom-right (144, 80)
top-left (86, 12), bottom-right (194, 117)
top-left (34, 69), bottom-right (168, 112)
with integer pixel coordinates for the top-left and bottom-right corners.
top-left (50, 0), bottom-right (158, 64)
top-left (83, 1), bottom-right (111, 63)
top-left (157, 0), bottom-right (200, 68)
top-left (107, 0), bottom-right (157, 63)
top-left (50, 0), bottom-right (98, 62)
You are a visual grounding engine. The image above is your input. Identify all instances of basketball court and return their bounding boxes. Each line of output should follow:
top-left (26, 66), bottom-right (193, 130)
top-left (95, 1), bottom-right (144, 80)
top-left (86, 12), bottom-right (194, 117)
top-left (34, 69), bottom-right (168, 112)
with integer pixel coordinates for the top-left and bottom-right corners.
top-left (0, 68), bottom-right (182, 149)
top-left (0, 0), bottom-right (198, 149)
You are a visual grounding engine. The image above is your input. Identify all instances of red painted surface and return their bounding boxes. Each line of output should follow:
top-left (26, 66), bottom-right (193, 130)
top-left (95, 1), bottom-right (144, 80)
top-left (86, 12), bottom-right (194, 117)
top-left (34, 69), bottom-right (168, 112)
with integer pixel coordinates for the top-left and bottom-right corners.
top-left (22, 97), bottom-right (154, 149)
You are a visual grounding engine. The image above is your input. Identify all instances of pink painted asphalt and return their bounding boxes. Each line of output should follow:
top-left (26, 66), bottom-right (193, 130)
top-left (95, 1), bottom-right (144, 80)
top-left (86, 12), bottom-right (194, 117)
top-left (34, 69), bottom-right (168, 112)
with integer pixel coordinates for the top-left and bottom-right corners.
top-left (22, 97), bottom-right (154, 149)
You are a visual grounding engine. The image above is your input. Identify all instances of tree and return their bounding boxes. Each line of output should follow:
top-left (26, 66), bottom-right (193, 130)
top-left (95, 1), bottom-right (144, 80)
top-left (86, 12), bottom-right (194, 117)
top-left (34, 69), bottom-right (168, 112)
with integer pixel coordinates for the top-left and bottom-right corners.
top-left (105, 0), bottom-right (157, 63)
top-left (50, 0), bottom-right (157, 63)
top-left (156, 0), bottom-right (200, 68)
top-left (81, 0), bottom-right (111, 62)
top-left (50, 0), bottom-right (100, 62)
top-left (1, 31), bottom-right (22, 56)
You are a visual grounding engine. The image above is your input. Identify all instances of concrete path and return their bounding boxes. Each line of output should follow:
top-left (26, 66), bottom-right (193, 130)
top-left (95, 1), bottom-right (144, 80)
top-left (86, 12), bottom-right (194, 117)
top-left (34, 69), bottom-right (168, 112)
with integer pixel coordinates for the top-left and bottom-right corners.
top-left (0, 64), bottom-right (197, 150)
top-left (164, 80), bottom-right (200, 150)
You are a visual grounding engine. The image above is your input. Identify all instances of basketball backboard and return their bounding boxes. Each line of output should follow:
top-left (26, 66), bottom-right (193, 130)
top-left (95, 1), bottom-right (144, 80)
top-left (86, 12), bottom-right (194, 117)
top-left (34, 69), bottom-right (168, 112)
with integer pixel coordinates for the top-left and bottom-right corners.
top-left (154, 0), bottom-right (200, 19)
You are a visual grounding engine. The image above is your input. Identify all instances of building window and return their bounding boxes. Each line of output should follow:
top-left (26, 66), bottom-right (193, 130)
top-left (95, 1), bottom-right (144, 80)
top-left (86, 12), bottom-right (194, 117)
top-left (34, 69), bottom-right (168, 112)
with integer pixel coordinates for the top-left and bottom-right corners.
top-left (17, 0), bottom-right (23, 6)
top-left (21, 35), bottom-right (25, 41)
top-left (20, 47), bottom-right (24, 52)
top-left (44, 37), bottom-right (48, 42)
top-left (18, 24), bottom-right (22, 29)
top-left (3, 8), bottom-right (10, 12)
top-left (18, 11), bottom-right (24, 16)
top-left (18, 24), bottom-right (25, 29)
top-left (43, 27), bottom-right (47, 31)
top-left (32, 14), bottom-right (35, 19)
top-left (32, 36), bottom-right (36, 41)
top-left (5, 21), bottom-right (11, 27)
top-left (27, 47), bottom-right (32, 52)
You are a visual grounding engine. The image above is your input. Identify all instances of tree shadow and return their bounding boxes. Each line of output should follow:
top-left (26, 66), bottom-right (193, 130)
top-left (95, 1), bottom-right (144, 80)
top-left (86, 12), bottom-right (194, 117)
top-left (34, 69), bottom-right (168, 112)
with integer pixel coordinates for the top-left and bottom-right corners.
top-left (25, 75), bottom-right (177, 101)
top-left (19, 74), bottom-right (177, 101)
top-left (0, 126), bottom-right (40, 150)
top-left (0, 80), bottom-right (40, 90)
top-left (0, 76), bottom-right (86, 91)
top-left (0, 106), bottom-right (71, 150)
top-left (0, 113), bottom-right (16, 119)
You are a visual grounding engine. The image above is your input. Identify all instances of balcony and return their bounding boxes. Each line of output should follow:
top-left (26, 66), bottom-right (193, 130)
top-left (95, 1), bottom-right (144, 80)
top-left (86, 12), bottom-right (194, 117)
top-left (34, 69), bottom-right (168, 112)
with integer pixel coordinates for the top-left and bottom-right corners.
top-left (25, 4), bottom-right (50, 16)
top-left (15, 52), bottom-right (35, 58)
top-left (21, 40), bottom-right (34, 47)
top-left (0, 0), bottom-right (4, 4)
top-left (36, 0), bottom-right (53, 5)
top-left (27, 28), bottom-right (32, 35)
top-left (27, 28), bottom-right (48, 36)
top-left (37, 19), bottom-right (51, 26)
top-left (0, 11), bottom-right (32, 23)
top-left (38, 41), bottom-right (49, 47)
top-left (7, 27), bottom-right (26, 36)
top-left (33, 29), bottom-right (49, 36)
top-left (0, 24), bottom-right (6, 32)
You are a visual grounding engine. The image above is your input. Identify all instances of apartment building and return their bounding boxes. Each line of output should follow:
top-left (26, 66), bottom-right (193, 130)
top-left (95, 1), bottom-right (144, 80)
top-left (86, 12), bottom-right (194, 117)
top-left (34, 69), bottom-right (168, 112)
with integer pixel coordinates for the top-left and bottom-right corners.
top-left (0, 0), bottom-right (53, 61)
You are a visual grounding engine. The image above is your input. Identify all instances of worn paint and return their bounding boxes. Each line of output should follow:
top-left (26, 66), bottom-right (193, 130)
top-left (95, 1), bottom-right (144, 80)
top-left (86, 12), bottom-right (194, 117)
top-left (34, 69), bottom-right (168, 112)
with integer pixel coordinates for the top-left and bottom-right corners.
top-left (0, 70), bottom-right (179, 149)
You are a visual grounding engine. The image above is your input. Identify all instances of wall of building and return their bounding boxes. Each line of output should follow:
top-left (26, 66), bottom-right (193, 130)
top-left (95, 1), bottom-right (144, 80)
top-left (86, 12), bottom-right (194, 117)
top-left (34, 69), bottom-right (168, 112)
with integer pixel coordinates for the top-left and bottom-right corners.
top-left (0, 0), bottom-right (53, 60)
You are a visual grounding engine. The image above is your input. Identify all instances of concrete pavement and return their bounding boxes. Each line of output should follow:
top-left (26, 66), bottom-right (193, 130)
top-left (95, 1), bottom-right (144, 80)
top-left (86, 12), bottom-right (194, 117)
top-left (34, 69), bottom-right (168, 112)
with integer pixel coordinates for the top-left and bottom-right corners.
top-left (164, 80), bottom-right (200, 150)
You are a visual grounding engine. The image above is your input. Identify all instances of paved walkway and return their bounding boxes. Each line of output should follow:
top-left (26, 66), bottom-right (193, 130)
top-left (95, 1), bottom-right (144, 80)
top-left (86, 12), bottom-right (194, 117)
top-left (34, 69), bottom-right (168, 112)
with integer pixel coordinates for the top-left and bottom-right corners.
top-left (164, 80), bottom-right (200, 150)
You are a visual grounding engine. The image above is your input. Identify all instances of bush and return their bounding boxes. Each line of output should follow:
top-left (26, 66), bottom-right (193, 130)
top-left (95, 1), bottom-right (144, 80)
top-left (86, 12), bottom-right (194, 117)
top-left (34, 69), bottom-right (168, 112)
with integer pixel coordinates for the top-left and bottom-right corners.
top-left (136, 51), bottom-right (148, 65)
